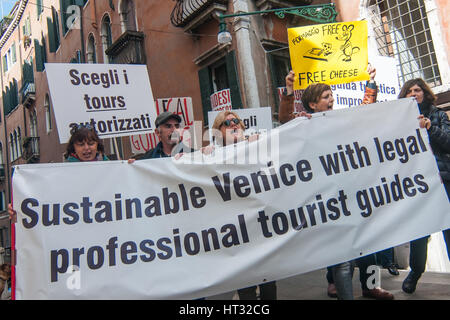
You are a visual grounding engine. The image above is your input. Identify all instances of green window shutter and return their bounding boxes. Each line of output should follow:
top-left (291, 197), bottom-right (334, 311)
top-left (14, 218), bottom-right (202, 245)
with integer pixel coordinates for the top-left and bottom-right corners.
top-left (60, 0), bottom-right (70, 35)
top-left (225, 51), bottom-right (243, 109)
top-left (2, 55), bottom-right (7, 73)
top-left (5, 86), bottom-right (11, 115)
top-left (11, 43), bottom-right (16, 63)
top-left (12, 79), bottom-right (18, 108)
top-left (2, 91), bottom-right (6, 111)
top-left (34, 39), bottom-right (44, 72)
top-left (198, 67), bottom-right (213, 126)
top-left (47, 17), bottom-right (57, 53)
top-left (53, 10), bottom-right (61, 49)
top-left (267, 53), bottom-right (279, 113)
top-left (37, 0), bottom-right (42, 18)
top-left (42, 36), bottom-right (47, 66)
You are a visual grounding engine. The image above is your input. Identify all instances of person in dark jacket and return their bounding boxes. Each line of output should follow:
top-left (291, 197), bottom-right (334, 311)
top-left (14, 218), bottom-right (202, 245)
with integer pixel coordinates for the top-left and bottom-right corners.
top-left (398, 78), bottom-right (450, 294)
top-left (132, 111), bottom-right (192, 160)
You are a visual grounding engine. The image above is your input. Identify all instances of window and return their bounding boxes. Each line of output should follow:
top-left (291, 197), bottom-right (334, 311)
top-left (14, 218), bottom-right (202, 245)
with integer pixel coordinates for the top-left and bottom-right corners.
top-left (9, 133), bottom-right (14, 162)
top-left (211, 61), bottom-right (229, 92)
top-left (119, 0), bottom-right (137, 32)
top-left (101, 15), bottom-right (113, 63)
top-left (14, 130), bottom-right (19, 159)
top-left (368, 0), bottom-right (441, 87)
top-left (198, 51), bottom-right (243, 126)
top-left (23, 16), bottom-right (32, 36)
top-left (17, 127), bottom-right (22, 158)
top-left (3, 43), bottom-right (17, 72)
top-left (30, 110), bottom-right (38, 137)
top-left (87, 34), bottom-right (97, 63)
top-left (70, 50), bottom-right (82, 63)
top-left (45, 95), bottom-right (52, 133)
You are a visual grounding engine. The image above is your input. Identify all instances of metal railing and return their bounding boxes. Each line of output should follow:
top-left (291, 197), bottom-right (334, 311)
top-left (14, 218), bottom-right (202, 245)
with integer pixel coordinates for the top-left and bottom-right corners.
top-left (369, 0), bottom-right (441, 87)
top-left (170, 0), bottom-right (227, 27)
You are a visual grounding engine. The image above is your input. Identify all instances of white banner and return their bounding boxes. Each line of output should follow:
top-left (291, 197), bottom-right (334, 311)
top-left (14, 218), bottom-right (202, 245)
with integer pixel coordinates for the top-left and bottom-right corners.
top-left (45, 63), bottom-right (158, 142)
top-left (13, 99), bottom-right (450, 299)
top-left (129, 97), bottom-right (195, 154)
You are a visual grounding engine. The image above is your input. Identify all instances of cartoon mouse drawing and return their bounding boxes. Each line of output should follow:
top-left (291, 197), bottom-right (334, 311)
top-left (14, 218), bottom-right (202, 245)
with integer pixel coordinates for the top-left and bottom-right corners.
top-left (336, 24), bottom-right (360, 62)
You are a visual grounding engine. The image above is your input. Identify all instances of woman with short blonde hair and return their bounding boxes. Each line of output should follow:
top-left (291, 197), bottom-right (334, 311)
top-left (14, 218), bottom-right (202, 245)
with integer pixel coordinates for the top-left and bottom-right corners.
top-left (211, 110), bottom-right (246, 146)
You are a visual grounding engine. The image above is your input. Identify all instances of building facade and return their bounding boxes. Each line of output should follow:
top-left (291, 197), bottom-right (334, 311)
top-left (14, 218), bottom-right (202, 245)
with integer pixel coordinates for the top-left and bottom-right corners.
top-left (0, 0), bottom-right (448, 262)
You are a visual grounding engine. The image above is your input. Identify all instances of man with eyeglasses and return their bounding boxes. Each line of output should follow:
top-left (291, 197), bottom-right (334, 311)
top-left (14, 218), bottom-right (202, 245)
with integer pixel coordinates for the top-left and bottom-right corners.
top-left (137, 111), bottom-right (187, 159)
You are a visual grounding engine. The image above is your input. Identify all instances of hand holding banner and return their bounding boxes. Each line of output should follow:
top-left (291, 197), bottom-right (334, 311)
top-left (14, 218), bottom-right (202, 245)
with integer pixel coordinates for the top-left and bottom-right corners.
top-left (288, 21), bottom-right (370, 89)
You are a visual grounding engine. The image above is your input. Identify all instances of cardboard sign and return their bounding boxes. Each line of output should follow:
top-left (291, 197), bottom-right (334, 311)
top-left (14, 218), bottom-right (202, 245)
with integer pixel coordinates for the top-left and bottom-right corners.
top-left (130, 97), bottom-right (195, 154)
top-left (211, 89), bottom-right (232, 111)
top-left (288, 21), bottom-right (370, 89)
top-left (45, 63), bottom-right (158, 142)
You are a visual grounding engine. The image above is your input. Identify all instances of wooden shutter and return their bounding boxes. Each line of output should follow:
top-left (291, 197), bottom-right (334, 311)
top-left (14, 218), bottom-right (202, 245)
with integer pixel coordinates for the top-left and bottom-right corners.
top-left (34, 39), bottom-right (44, 72)
top-left (47, 17), bottom-right (57, 53)
top-left (37, 0), bottom-right (42, 18)
top-left (225, 51), bottom-right (243, 109)
top-left (198, 67), bottom-right (212, 126)
top-left (267, 53), bottom-right (279, 113)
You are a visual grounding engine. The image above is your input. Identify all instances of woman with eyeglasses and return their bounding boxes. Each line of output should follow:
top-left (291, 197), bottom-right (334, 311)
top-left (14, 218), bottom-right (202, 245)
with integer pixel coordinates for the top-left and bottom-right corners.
top-left (211, 111), bottom-right (247, 146)
top-left (208, 111), bottom-right (277, 300)
top-left (64, 125), bottom-right (109, 162)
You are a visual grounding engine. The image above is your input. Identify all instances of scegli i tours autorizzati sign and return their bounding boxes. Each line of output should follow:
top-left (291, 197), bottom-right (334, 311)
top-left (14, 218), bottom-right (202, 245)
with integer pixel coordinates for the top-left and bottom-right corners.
top-left (288, 21), bottom-right (370, 90)
top-left (45, 63), bottom-right (159, 143)
top-left (12, 98), bottom-right (450, 299)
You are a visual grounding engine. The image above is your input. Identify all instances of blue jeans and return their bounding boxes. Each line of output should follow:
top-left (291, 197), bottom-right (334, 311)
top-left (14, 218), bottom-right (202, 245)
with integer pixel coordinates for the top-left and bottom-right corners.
top-left (332, 261), bottom-right (354, 300)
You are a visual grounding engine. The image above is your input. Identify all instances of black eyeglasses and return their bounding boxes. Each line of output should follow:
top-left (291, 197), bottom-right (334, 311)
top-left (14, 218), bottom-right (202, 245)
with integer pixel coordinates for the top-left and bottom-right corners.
top-left (222, 118), bottom-right (241, 127)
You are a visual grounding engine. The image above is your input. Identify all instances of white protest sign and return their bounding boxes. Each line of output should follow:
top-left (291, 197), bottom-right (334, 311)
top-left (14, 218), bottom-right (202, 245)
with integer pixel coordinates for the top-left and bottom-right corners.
top-left (332, 55), bottom-right (400, 109)
top-left (278, 55), bottom-right (400, 112)
top-left (210, 88), bottom-right (232, 111)
top-left (45, 63), bottom-right (158, 142)
top-left (130, 97), bottom-right (195, 154)
top-left (13, 99), bottom-right (450, 299)
top-left (207, 107), bottom-right (273, 142)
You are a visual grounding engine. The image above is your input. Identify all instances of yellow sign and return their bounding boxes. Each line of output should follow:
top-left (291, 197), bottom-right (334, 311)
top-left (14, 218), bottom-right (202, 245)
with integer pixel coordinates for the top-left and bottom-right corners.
top-left (288, 21), bottom-right (369, 90)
